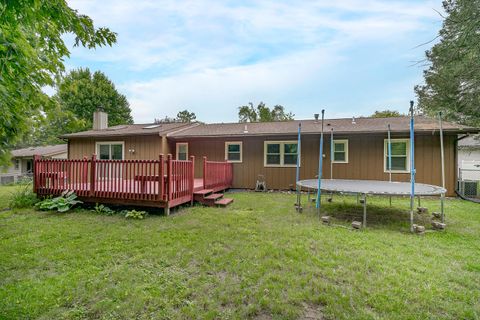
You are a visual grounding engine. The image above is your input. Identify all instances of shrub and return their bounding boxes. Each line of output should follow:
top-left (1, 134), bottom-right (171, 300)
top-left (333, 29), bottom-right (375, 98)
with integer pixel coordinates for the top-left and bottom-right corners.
top-left (123, 209), bottom-right (148, 220)
top-left (35, 190), bottom-right (82, 212)
top-left (92, 203), bottom-right (116, 215)
top-left (9, 183), bottom-right (39, 208)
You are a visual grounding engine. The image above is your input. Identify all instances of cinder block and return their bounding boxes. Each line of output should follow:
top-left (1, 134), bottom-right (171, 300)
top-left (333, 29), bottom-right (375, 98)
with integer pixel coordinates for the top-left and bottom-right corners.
top-left (432, 212), bottom-right (441, 219)
top-left (432, 221), bottom-right (446, 230)
top-left (417, 207), bottom-right (428, 214)
top-left (351, 221), bottom-right (362, 229)
top-left (414, 225), bottom-right (425, 234)
top-left (321, 216), bottom-right (331, 224)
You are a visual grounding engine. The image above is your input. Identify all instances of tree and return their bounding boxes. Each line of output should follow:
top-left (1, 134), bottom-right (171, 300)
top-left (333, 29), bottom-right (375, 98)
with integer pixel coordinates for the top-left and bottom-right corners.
top-left (415, 0), bottom-right (480, 128)
top-left (370, 110), bottom-right (404, 118)
top-left (0, 1), bottom-right (116, 165)
top-left (56, 68), bottom-right (133, 130)
top-left (176, 110), bottom-right (196, 122)
top-left (238, 102), bottom-right (294, 122)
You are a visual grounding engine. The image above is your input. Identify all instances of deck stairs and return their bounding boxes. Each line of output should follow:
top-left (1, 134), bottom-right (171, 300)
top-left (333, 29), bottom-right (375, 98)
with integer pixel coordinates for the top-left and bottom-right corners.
top-left (194, 189), bottom-right (234, 207)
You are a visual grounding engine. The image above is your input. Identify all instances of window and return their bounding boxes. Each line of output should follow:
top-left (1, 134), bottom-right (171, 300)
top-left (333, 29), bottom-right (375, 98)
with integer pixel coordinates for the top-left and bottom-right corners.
top-left (13, 159), bottom-right (20, 170)
top-left (384, 139), bottom-right (410, 173)
top-left (225, 142), bottom-right (242, 163)
top-left (332, 140), bottom-right (348, 163)
top-left (264, 141), bottom-right (299, 167)
top-left (176, 143), bottom-right (188, 160)
top-left (96, 142), bottom-right (124, 160)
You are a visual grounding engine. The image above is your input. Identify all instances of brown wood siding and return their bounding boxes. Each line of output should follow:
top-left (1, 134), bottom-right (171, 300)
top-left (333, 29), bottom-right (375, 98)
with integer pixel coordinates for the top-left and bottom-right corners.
top-left (176, 133), bottom-right (457, 196)
top-left (68, 135), bottom-right (163, 160)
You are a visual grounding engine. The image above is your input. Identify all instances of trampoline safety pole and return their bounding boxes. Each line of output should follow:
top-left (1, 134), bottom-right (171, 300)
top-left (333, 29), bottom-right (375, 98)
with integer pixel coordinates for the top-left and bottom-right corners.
top-left (363, 193), bottom-right (367, 228)
top-left (409, 101), bottom-right (415, 233)
top-left (330, 128), bottom-right (334, 202)
top-left (387, 124), bottom-right (392, 207)
top-left (316, 110), bottom-right (325, 216)
top-left (296, 123), bottom-right (302, 212)
top-left (439, 111), bottom-right (446, 223)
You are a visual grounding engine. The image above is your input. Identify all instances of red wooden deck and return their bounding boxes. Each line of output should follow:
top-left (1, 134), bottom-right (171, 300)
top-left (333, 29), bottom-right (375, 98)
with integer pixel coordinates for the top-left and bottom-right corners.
top-left (33, 155), bottom-right (232, 213)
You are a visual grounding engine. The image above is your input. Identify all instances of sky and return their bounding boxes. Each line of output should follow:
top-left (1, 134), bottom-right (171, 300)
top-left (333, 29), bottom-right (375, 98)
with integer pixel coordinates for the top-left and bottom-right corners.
top-left (65, 0), bottom-right (443, 123)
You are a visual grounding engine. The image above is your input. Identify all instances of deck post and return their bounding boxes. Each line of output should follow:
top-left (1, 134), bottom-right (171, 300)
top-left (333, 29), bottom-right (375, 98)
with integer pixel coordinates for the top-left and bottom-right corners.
top-left (203, 156), bottom-right (207, 189)
top-left (159, 154), bottom-right (164, 201)
top-left (33, 155), bottom-right (40, 194)
top-left (167, 154), bottom-right (173, 203)
top-left (190, 155), bottom-right (195, 205)
top-left (90, 154), bottom-right (97, 197)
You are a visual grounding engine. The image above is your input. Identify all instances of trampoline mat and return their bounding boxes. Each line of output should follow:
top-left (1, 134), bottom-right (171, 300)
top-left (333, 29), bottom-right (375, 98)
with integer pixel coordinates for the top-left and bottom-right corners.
top-left (297, 179), bottom-right (446, 196)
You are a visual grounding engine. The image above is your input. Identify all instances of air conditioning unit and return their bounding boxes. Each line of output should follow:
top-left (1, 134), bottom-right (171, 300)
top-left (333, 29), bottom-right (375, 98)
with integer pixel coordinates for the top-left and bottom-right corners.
top-left (459, 180), bottom-right (479, 198)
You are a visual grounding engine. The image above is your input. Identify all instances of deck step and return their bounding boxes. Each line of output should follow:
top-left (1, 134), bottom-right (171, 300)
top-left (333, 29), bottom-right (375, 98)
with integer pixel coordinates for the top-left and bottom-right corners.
top-left (204, 193), bottom-right (224, 201)
top-left (194, 189), bottom-right (214, 196)
top-left (215, 198), bottom-right (234, 207)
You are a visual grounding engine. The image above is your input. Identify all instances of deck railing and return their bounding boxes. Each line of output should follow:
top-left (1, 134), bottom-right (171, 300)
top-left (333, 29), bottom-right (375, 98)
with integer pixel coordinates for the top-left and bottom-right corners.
top-left (203, 157), bottom-right (233, 191)
top-left (33, 154), bottom-right (195, 206)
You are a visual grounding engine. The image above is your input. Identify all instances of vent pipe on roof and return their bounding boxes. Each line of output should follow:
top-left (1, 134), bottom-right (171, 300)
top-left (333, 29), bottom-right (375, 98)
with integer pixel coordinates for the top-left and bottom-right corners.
top-left (314, 113), bottom-right (319, 122)
top-left (352, 116), bottom-right (356, 124)
top-left (93, 108), bottom-right (108, 130)
top-left (243, 124), bottom-right (248, 133)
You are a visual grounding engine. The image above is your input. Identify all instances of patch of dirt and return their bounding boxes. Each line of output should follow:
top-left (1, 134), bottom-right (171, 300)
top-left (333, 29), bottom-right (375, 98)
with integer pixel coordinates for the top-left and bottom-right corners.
top-left (301, 303), bottom-right (325, 320)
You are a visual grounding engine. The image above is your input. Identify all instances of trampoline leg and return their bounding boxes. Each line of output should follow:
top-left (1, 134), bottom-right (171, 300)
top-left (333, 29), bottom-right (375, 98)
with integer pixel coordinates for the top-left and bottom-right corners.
top-left (389, 196), bottom-right (392, 207)
top-left (441, 193), bottom-right (445, 223)
top-left (363, 194), bottom-right (367, 228)
top-left (356, 193), bottom-right (359, 205)
top-left (417, 196), bottom-right (421, 207)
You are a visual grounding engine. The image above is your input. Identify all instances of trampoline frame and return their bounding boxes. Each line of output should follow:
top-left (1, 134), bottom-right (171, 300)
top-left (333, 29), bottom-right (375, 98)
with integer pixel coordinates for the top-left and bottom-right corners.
top-left (294, 105), bottom-right (448, 232)
top-left (296, 178), bottom-right (446, 228)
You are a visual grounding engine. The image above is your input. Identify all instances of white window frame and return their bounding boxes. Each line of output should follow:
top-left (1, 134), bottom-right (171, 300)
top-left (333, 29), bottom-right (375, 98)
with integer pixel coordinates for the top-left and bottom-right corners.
top-left (264, 141), bottom-right (300, 167)
top-left (13, 159), bottom-right (20, 171)
top-left (332, 139), bottom-right (349, 164)
top-left (225, 141), bottom-right (243, 163)
top-left (384, 138), bottom-right (410, 173)
top-left (176, 142), bottom-right (189, 160)
top-left (95, 141), bottom-right (125, 160)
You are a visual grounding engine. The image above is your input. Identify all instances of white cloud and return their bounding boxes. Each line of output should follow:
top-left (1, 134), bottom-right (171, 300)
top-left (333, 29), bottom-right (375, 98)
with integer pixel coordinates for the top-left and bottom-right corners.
top-left (65, 0), bottom-right (442, 122)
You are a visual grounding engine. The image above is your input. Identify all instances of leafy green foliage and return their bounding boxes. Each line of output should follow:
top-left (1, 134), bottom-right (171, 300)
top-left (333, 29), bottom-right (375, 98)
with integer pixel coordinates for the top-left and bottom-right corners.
top-left (9, 183), bottom-right (38, 209)
top-left (56, 68), bottom-right (133, 130)
top-left (0, 1), bottom-right (116, 165)
top-left (176, 110), bottom-right (197, 123)
top-left (35, 190), bottom-right (82, 212)
top-left (122, 209), bottom-right (148, 220)
top-left (370, 110), bottom-right (404, 118)
top-left (92, 203), bottom-right (116, 216)
top-left (415, 0), bottom-right (480, 127)
top-left (238, 102), bottom-right (294, 122)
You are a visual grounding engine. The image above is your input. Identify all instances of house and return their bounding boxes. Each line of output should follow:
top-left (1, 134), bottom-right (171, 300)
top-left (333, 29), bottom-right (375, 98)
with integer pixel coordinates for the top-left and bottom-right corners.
top-left (1, 144), bottom-right (67, 184)
top-left (458, 135), bottom-right (480, 163)
top-left (57, 111), bottom-right (478, 198)
top-left (457, 135), bottom-right (480, 198)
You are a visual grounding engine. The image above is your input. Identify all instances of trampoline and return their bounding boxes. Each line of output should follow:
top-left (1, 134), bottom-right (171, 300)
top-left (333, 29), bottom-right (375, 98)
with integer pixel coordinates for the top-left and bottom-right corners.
top-left (294, 104), bottom-right (448, 232)
top-left (296, 179), bottom-right (446, 228)
top-left (297, 179), bottom-right (446, 196)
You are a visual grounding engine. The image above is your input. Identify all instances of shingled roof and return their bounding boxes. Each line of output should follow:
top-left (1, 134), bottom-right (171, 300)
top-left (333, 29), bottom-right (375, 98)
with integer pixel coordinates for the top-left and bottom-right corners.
top-left (167, 116), bottom-right (477, 138)
top-left (60, 116), bottom-right (478, 140)
top-left (11, 144), bottom-right (67, 158)
top-left (60, 122), bottom-right (196, 138)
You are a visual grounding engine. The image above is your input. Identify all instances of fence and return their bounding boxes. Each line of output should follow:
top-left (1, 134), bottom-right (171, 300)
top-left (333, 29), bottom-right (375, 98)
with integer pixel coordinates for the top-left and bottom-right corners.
top-left (33, 154), bottom-right (195, 207)
top-left (203, 157), bottom-right (233, 191)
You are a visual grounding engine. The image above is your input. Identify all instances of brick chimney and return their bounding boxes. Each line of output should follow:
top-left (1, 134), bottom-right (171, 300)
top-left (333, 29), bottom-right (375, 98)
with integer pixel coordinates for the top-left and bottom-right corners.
top-left (93, 109), bottom-right (108, 130)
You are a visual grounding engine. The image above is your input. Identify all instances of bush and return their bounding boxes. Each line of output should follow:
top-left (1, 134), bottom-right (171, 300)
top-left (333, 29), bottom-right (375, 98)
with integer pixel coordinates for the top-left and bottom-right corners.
top-left (123, 209), bottom-right (148, 220)
top-left (35, 190), bottom-right (82, 212)
top-left (92, 203), bottom-right (116, 215)
top-left (9, 183), bottom-right (39, 208)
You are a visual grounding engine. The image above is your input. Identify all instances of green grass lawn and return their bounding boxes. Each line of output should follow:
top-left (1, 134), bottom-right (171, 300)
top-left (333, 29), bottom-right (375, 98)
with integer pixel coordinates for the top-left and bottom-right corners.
top-left (0, 185), bottom-right (479, 319)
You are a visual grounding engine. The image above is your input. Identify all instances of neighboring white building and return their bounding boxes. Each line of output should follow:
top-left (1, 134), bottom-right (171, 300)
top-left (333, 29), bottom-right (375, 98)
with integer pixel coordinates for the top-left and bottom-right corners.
top-left (0, 144), bottom-right (68, 184)
top-left (458, 135), bottom-right (480, 198)
top-left (458, 135), bottom-right (480, 163)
